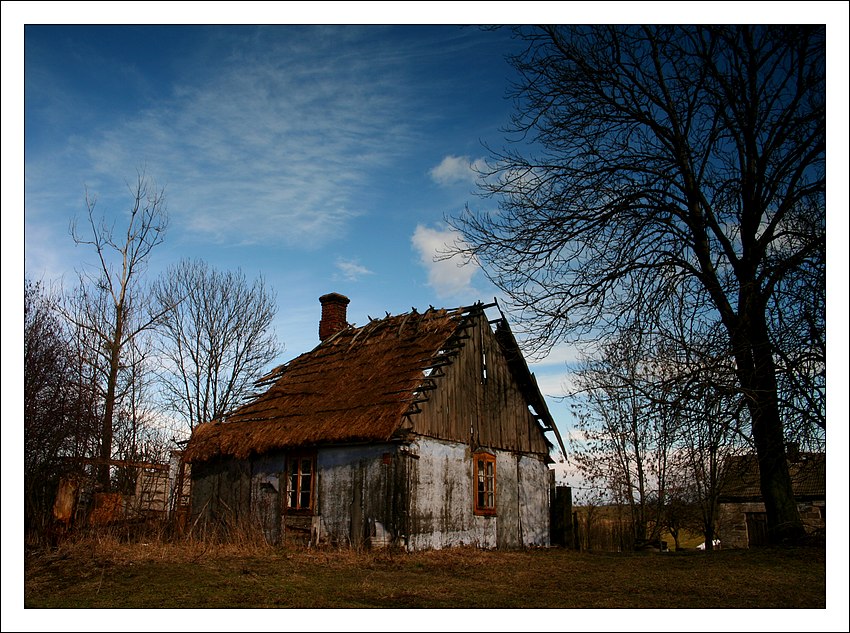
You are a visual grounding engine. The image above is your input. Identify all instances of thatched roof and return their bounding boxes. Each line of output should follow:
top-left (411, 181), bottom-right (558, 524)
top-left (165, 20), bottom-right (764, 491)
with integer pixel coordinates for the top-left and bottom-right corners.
top-left (184, 305), bottom-right (476, 463)
top-left (719, 453), bottom-right (826, 501)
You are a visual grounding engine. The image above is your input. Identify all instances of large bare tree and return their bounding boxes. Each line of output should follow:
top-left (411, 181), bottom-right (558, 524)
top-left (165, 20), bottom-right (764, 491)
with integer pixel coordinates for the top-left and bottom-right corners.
top-left (447, 26), bottom-right (824, 542)
top-left (154, 259), bottom-right (280, 433)
top-left (65, 170), bottom-right (168, 490)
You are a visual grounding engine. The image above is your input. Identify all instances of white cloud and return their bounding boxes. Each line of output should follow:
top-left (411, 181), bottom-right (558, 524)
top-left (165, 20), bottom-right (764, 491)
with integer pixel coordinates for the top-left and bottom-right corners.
top-left (532, 371), bottom-right (571, 400)
top-left (335, 258), bottom-right (374, 282)
top-left (429, 154), bottom-right (487, 187)
top-left (527, 343), bottom-right (582, 369)
top-left (411, 224), bottom-right (477, 298)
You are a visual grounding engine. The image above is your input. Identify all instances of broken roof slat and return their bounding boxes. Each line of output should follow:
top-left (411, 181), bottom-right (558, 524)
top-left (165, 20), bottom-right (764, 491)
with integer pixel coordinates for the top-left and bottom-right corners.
top-left (184, 298), bottom-right (558, 464)
top-left (185, 307), bottom-right (464, 462)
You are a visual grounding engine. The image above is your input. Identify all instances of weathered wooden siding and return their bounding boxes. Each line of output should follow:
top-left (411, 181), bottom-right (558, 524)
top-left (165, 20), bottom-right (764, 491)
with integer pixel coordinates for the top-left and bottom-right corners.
top-left (191, 445), bottom-right (403, 546)
top-left (191, 437), bottom-right (551, 550)
top-left (190, 457), bottom-right (251, 529)
top-left (404, 436), bottom-right (550, 551)
top-left (413, 312), bottom-right (550, 456)
top-left (250, 454), bottom-right (284, 543)
top-left (495, 450), bottom-right (520, 548)
top-left (314, 443), bottom-right (403, 547)
top-left (405, 438), bottom-right (478, 550)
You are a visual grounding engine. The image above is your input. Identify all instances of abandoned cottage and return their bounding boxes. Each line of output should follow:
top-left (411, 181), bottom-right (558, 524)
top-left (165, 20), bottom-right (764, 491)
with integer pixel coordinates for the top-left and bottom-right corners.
top-left (184, 293), bottom-right (566, 550)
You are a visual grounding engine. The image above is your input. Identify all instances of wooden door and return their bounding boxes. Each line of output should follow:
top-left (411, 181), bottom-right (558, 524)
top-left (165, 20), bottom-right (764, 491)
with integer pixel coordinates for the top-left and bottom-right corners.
top-left (746, 512), bottom-right (768, 546)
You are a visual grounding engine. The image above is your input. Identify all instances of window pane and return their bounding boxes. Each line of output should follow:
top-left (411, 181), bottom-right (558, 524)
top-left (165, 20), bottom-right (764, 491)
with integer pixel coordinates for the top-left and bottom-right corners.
top-left (301, 472), bottom-right (311, 509)
top-left (289, 471), bottom-right (298, 508)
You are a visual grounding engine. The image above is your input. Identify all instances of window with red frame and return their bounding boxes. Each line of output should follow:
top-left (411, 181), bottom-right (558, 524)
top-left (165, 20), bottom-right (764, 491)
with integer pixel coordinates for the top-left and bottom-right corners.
top-left (474, 452), bottom-right (496, 515)
top-left (286, 454), bottom-right (315, 512)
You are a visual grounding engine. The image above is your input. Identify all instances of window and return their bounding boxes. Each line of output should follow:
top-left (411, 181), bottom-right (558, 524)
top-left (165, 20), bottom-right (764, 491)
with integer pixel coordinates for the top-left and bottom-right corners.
top-left (286, 454), bottom-right (315, 513)
top-left (474, 452), bottom-right (496, 515)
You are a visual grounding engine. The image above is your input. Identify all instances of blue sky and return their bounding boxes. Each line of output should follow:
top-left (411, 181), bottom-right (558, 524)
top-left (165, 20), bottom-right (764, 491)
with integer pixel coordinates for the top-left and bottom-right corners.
top-left (22, 24), bottom-right (526, 338)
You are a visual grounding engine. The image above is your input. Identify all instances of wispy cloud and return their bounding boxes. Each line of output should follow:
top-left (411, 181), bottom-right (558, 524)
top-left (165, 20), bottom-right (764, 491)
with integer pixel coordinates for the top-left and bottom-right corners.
top-left (411, 223), bottom-right (477, 298)
top-left (26, 27), bottom-right (419, 252)
top-left (335, 258), bottom-right (374, 282)
top-left (527, 344), bottom-right (582, 369)
top-left (532, 369), bottom-right (577, 401)
top-left (429, 154), bottom-right (487, 187)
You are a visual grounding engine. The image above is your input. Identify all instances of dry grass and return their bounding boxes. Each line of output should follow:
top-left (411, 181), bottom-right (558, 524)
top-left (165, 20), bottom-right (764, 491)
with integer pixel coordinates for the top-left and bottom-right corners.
top-left (23, 532), bottom-right (826, 611)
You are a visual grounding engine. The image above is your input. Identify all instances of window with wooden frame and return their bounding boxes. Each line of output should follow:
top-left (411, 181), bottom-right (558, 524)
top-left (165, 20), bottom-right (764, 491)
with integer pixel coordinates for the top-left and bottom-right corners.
top-left (285, 453), bottom-right (315, 513)
top-left (474, 452), bottom-right (496, 515)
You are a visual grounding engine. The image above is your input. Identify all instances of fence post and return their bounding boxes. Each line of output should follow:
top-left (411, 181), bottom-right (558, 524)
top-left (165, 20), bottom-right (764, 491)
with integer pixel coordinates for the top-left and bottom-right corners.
top-left (550, 485), bottom-right (573, 547)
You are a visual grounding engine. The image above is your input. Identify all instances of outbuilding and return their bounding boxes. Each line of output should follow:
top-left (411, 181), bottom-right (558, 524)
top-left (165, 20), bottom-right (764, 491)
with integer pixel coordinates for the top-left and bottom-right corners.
top-left (717, 450), bottom-right (825, 548)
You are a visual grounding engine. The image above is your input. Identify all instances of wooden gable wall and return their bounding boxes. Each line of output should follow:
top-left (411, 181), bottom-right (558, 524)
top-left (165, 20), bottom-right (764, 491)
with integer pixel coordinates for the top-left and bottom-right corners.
top-left (411, 311), bottom-right (550, 456)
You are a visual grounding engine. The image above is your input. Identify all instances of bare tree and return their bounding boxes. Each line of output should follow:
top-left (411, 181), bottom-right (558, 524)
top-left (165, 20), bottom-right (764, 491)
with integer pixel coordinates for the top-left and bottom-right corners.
top-left (24, 279), bottom-right (99, 538)
top-left (110, 328), bottom-right (170, 493)
top-left (769, 241), bottom-right (825, 448)
top-left (570, 327), bottom-right (679, 547)
top-left (447, 26), bottom-right (824, 543)
top-left (670, 378), bottom-right (748, 551)
top-left (154, 259), bottom-right (280, 433)
top-left (65, 170), bottom-right (168, 490)
top-left (648, 288), bottom-right (751, 551)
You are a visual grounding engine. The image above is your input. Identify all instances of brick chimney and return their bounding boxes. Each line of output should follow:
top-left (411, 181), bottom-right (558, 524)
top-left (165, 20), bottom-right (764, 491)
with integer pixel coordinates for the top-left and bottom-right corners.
top-left (319, 293), bottom-right (350, 342)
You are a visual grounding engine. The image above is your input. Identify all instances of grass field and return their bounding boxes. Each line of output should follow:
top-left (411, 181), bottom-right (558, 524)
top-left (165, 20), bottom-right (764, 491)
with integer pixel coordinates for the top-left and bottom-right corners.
top-left (22, 534), bottom-right (826, 611)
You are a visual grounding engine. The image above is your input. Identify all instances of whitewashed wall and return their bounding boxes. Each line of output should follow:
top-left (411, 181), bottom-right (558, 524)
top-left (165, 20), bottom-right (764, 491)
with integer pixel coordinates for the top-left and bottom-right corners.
top-left (231, 436), bottom-right (551, 549)
top-left (405, 437), bottom-right (550, 551)
top-left (517, 453), bottom-right (552, 546)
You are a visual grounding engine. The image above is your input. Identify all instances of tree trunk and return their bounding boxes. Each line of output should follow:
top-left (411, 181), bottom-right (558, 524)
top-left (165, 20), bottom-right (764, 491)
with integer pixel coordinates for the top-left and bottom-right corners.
top-left (99, 311), bottom-right (124, 492)
top-left (704, 523), bottom-right (715, 552)
top-left (747, 371), bottom-right (805, 543)
top-left (737, 310), bottom-right (806, 544)
top-left (99, 349), bottom-right (118, 492)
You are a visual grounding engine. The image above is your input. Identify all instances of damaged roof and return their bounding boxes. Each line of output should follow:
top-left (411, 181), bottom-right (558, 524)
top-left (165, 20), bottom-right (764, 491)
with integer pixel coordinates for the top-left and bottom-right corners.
top-left (184, 302), bottom-right (558, 463)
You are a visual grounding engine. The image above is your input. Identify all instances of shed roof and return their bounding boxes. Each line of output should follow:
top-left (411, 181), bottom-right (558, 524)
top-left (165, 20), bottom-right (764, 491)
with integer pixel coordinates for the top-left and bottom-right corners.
top-left (184, 302), bottom-right (557, 463)
top-left (719, 452), bottom-right (826, 501)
